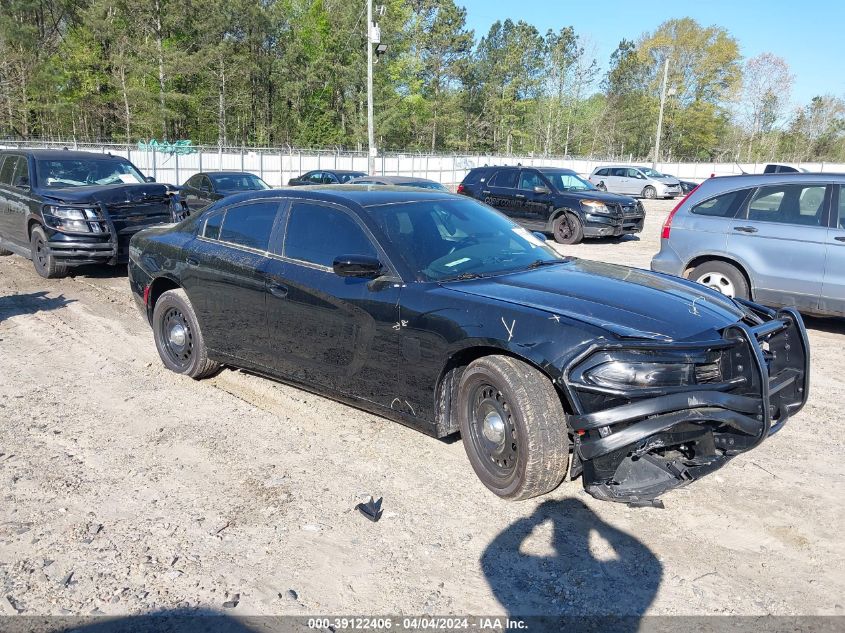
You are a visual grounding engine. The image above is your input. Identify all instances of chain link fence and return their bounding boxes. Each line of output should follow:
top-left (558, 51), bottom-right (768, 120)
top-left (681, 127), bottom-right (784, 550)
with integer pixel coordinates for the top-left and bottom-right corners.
top-left (2, 139), bottom-right (843, 188)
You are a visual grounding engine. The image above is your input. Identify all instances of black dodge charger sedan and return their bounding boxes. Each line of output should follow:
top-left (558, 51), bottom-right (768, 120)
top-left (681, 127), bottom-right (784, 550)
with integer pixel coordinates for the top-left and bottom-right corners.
top-left (180, 171), bottom-right (270, 214)
top-left (128, 186), bottom-right (809, 503)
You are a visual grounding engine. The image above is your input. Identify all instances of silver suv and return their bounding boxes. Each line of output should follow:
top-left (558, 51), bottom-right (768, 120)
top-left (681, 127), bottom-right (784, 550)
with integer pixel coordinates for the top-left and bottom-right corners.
top-left (651, 173), bottom-right (845, 317)
top-left (589, 166), bottom-right (682, 199)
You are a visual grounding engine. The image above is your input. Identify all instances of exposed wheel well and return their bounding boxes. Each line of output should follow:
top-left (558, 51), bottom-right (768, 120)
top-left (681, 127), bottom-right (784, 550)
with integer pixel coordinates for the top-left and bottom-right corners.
top-left (27, 219), bottom-right (42, 239)
top-left (684, 255), bottom-right (754, 299)
top-left (147, 277), bottom-right (182, 312)
top-left (547, 207), bottom-right (578, 231)
top-left (433, 346), bottom-right (574, 438)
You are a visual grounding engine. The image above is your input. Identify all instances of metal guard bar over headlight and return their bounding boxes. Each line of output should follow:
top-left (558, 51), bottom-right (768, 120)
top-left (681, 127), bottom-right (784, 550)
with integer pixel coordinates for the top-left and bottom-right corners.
top-left (562, 306), bottom-right (809, 503)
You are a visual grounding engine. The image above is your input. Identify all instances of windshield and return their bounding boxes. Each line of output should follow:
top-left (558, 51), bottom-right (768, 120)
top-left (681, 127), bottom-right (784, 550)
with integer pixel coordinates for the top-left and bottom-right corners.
top-left (541, 170), bottom-right (595, 192)
top-left (366, 198), bottom-right (563, 281)
top-left (211, 173), bottom-right (270, 191)
top-left (638, 167), bottom-right (665, 178)
top-left (36, 158), bottom-right (147, 188)
top-left (400, 181), bottom-right (448, 191)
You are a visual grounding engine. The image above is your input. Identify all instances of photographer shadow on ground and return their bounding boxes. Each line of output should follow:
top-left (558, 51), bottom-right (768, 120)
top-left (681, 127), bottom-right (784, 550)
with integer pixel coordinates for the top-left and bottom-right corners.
top-left (481, 497), bottom-right (662, 628)
top-left (0, 291), bottom-right (74, 324)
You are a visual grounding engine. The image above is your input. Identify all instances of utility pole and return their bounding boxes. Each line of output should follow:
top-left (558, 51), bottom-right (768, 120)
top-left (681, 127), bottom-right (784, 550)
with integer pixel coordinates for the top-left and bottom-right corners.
top-left (653, 56), bottom-right (670, 170)
top-left (366, 0), bottom-right (376, 175)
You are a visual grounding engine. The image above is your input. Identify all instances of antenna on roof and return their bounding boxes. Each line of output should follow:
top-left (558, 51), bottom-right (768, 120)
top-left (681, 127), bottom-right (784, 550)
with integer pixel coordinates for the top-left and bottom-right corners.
top-left (734, 162), bottom-right (747, 175)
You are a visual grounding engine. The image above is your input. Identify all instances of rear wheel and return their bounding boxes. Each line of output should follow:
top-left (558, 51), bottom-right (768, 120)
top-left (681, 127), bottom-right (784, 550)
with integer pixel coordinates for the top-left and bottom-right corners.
top-left (690, 261), bottom-right (749, 299)
top-left (152, 288), bottom-right (220, 379)
top-left (458, 355), bottom-right (569, 500)
top-left (642, 185), bottom-right (657, 199)
top-left (0, 247), bottom-right (12, 256)
top-left (30, 225), bottom-right (67, 279)
top-left (552, 212), bottom-right (583, 245)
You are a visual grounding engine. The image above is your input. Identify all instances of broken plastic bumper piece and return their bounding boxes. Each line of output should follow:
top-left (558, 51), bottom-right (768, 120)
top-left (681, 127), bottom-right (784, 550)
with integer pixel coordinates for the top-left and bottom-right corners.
top-left (563, 307), bottom-right (809, 504)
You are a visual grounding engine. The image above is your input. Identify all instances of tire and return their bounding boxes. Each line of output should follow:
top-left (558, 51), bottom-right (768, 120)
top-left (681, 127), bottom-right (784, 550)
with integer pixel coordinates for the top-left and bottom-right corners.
top-left (690, 260), bottom-right (749, 299)
top-left (458, 355), bottom-right (569, 501)
top-left (152, 288), bottom-right (220, 379)
top-left (0, 247), bottom-right (12, 256)
top-left (552, 212), bottom-right (583, 245)
top-left (30, 225), bottom-right (68, 279)
top-left (642, 185), bottom-right (657, 199)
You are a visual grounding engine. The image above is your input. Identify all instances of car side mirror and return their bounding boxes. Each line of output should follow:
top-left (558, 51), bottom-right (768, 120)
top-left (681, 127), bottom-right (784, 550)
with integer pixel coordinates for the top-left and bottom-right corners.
top-left (534, 185), bottom-right (550, 194)
top-left (532, 231), bottom-right (547, 242)
top-left (333, 254), bottom-right (383, 278)
top-left (144, 176), bottom-right (156, 183)
top-left (14, 178), bottom-right (29, 191)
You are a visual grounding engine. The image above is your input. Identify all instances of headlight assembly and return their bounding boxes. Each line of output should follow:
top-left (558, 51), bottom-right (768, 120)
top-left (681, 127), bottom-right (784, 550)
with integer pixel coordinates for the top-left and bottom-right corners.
top-left (580, 199), bottom-right (612, 215)
top-left (585, 360), bottom-right (695, 389)
top-left (43, 205), bottom-right (102, 234)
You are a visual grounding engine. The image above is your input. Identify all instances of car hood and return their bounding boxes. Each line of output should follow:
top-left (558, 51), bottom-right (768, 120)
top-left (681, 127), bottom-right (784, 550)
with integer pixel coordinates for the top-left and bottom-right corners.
top-left (654, 176), bottom-right (681, 186)
top-left (37, 183), bottom-right (173, 205)
top-left (564, 190), bottom-right (638, 205)
top-left (441, 259), bottom-right (746, 342)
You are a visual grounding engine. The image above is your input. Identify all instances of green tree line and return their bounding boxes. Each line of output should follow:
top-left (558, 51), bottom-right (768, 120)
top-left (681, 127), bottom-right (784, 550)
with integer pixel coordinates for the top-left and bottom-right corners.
top-left (1, 0), bottom-right (843, 161)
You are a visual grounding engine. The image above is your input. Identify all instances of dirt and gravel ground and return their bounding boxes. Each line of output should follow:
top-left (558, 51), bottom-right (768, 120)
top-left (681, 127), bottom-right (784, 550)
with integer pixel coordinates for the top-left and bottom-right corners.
top-left (0, 199), bottom-right (843, 620)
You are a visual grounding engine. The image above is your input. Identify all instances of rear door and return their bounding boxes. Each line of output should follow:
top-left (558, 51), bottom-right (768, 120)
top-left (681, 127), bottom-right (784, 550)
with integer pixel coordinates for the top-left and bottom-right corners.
top-left (820, 186), bottom-right (845, 315)
top-left (727, 182), bottom-right (830, 311)
top-left (608, 168), bottom-right (629, 194)
top-left (181, 199), bottom-right (284, 365)
top-left (482, 169), bottom-right (522, 218)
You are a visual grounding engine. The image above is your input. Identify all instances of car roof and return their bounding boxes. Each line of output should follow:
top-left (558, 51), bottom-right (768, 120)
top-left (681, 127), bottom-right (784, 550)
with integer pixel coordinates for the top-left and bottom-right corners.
top-left (306, 169), bottom-right (365, 175)
top-left (202, 171), bottom-right (261, 177)
top-left (0, 148), bottom-right (128, 160)
top-left (217, 184), bottom-right (457, 209)
top-left (349, 175), bottom-right (440, 184)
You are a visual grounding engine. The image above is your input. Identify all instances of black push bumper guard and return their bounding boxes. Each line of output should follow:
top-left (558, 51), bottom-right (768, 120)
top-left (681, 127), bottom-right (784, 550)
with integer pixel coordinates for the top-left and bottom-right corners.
top-left (563, 306), bottom-right (809, 504)
top-left (44, 198), bottom-right (181, 266)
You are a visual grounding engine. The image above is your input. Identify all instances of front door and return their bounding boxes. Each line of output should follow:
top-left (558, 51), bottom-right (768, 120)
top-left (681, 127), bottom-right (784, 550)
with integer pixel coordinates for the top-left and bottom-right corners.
top-left (820, 186), bottom-right (845, 315)
top-left (180, 199), bottom-right (284, 365)
top-left (727, 182), bottom-right (829, 311)
top-left (516, 169), bottom-right (552, 228)
top-left (264, 200), bottom-right (401, 405)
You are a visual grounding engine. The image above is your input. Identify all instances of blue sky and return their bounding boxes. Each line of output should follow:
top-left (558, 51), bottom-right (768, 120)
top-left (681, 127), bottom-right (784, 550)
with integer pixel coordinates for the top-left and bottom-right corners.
top-left (459, 0), bottom-right (844, 107)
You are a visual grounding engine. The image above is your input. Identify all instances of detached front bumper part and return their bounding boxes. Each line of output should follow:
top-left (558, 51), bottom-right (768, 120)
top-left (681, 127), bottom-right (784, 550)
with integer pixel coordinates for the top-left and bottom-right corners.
top-left (564, 307), bottom-right (809, 504)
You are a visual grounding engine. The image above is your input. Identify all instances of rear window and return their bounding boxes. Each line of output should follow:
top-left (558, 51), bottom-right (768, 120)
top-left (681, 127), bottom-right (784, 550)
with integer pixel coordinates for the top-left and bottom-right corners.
top-left (0, 156), bottom-right (20, 185)
top-left (691, 189), bottom-right (748, 218)
top-left (461, 169), bottom-right (486, 184)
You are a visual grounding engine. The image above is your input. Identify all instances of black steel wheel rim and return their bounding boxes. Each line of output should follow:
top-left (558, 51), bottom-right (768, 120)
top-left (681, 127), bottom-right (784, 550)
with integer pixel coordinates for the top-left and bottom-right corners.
top-left (468, 383), bottom-right (518, 479)
top-left (34, 236), bottom-right (47, 270)
top-left (160, 307), bottom-right (194, 369)
top-left (555, 216), bottom-right (573, 242)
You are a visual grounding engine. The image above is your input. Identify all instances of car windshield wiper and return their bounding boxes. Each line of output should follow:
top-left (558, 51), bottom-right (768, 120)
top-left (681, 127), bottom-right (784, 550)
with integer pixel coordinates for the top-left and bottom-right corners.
top-left (525, 259), bottom-right (568, 270)
top-left (443, 272), bottom-right (485, 281)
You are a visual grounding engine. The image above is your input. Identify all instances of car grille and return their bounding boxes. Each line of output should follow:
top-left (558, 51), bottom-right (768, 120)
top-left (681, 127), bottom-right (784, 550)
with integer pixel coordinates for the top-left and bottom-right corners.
top-left (104, 199), bottom-right (174, 237)
top-left (620, 203), bottom-right (641, 216)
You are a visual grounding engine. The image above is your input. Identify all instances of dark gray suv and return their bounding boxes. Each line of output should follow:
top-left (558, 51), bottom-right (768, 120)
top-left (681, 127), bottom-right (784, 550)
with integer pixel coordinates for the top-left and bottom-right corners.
top-left (651, 173), bottom-right (845, 317)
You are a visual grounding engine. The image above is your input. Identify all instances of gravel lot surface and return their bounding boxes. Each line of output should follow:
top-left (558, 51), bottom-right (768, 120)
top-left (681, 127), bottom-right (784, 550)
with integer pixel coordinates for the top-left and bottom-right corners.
top-left (0, 199), bottom-right (843, 620)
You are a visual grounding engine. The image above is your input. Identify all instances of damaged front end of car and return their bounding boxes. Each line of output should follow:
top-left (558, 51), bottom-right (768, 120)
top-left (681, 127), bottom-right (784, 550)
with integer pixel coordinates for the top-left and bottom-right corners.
top-left (562, 304), bottom-right (809, 505)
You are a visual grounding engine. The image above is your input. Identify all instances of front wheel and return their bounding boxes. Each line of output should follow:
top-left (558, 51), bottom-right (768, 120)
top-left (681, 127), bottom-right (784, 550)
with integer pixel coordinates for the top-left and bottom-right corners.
top-left (690, 261), bottom-right (749, 299)
top-left (642, 185), bottom-right (657, 199)
top-left (458, 355), bottom-right (569, 500)
top-left (30, 225), bottom-right (67, 279)
top-left (552, 212), bottom-right (583, 245)
top-left (152, 288), bottom-right (220, 379)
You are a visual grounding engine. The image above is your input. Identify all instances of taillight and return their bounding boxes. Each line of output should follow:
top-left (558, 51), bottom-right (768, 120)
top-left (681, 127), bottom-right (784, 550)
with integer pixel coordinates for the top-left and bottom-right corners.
top-left (456, 183), bottom-right (466, 194)
top-left (661, 183), bottom-right (702, 239)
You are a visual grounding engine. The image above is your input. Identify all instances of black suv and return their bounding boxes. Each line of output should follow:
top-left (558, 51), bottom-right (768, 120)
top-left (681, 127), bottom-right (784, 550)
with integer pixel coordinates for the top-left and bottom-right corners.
top-left (458, 166), bottom-right (644, 244)
top-left (0, 149), bottom-right (181, 278)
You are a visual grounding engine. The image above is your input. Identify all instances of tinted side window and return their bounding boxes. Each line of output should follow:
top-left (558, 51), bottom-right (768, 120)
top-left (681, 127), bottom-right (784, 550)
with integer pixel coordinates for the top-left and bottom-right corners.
top-left (219, 201), bottom-right (279, 250)
top-left (12, 157), bottom-right (29, 188)
top-left (489, 169), bottom-right (518, 188)
top-left (747, 184), bottom-right (827, 226)
top-left (462, 169), bottom-right (484, 184)
top-left (595, 168), bottom-right (608, 177)
top-left (628, 168), bottom-right (644, 179)
top-left (518, 170), bottom-right (543, 190)
top-left (186, 175), bottom-right (199, 187)
top-left (838, 186), bottom-right (845, 229)
top-left (0, 156), bottom-right (19, 185)
top-left (691, 189), bottom-right (748, 218)
top-left (306, 172), bottom-right (323, 183)
top-left (285, 202), bottom-right (376, 268)
top-left (610, 168), bottom-right (627, 177)
top-left (203, 211), bottom-right (224, 240)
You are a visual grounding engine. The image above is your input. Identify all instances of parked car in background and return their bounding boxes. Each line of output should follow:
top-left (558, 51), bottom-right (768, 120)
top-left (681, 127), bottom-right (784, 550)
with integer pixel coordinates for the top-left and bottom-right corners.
top-left (129, 185), bottom-right (808, 504)
top-left (663, 174), bottom-right (699, 195)
top-left (589, 166), bottom-right (682, 199)
top-left (764, 164), bottom-right (808, 174)
top-left (347, 175), bottom-right (448, 191)
top-left (181, 171), bottom-right (270, 214)
top-left (0, 149), bottom-right (180, 278)
top-left (287, 170), bottom-right (366, 186)
top-left (457, 165), bottom-right (644, 244)
top-left (651, 172), bottom-right (845, 317)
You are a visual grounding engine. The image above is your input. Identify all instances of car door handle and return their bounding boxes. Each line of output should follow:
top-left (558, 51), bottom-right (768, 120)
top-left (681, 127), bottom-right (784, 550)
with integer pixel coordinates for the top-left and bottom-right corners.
top-left (186, 257), bottom-right (200, 267)
top-left (733, 226), bottom-right (758, 233)
top-left (482, 190), bottom-right (490, 195)
top-left (268, 283), bottom-right (288, 299)
top-left (515, 194), bottom-right (525, 199)
top-left (835, 236), bottom-right (845, 242)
